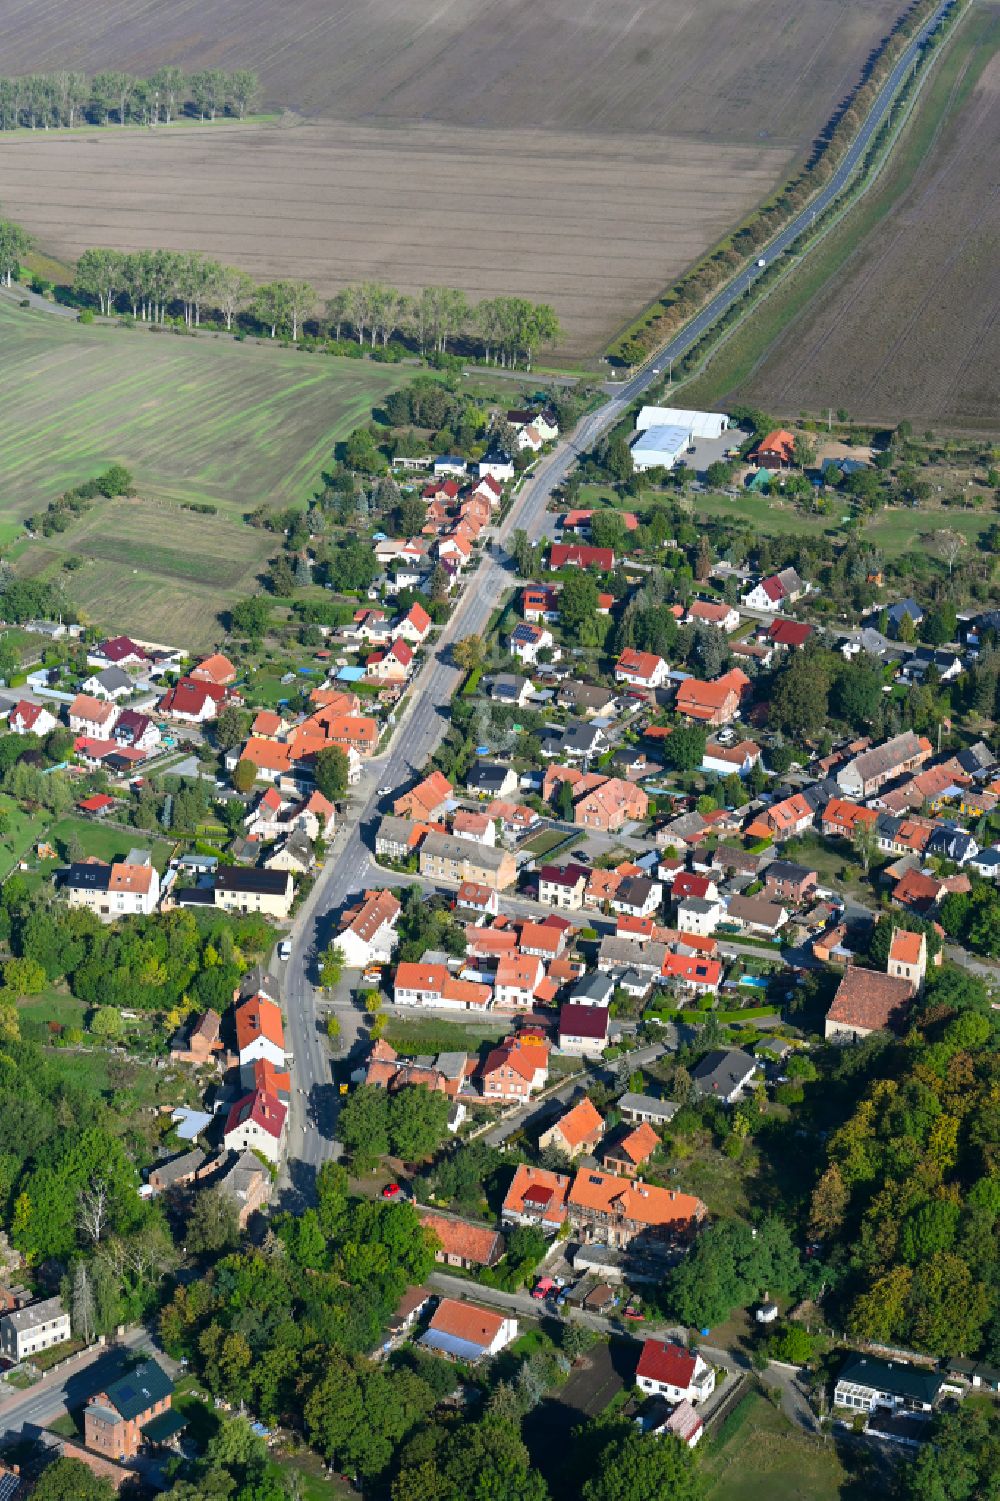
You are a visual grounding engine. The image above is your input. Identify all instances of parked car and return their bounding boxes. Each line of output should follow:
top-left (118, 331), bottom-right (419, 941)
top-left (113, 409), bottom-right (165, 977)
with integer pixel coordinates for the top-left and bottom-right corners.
top-left (382, 1183), bottom-right (402, 1200)
top-left (277, 940), bottom-right (292, 961)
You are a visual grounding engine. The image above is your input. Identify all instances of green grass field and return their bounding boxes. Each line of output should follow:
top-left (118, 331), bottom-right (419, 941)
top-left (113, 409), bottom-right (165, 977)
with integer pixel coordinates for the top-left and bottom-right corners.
top-left (0, 302), bottom-right (410, 518)
top-left (703, 1392), bottom-right (858, 1501)
top-left (44, 814), bottom-right (173, 869)
top-left (0, 794), bottom-right (50, 880)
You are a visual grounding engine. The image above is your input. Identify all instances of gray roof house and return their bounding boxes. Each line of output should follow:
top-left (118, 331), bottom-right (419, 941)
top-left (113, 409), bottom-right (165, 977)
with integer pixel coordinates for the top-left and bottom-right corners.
top-left (690, 1048), bottom-right (758, 1104)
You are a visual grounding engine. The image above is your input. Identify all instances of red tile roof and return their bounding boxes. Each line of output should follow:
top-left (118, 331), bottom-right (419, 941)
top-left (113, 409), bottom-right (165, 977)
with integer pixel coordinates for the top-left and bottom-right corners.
top-left (636, 1339), bottom-right (697, 1389)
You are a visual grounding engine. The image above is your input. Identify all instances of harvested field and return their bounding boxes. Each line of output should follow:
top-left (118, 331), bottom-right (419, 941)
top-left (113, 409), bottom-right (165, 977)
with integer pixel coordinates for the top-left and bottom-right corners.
top-left (718, 4), bottom-right (1000, 431)
top-left (0, 121), bottom-right (789, 358)
top-left (0, 0), bottom-right (909, 145)
top-left (0, 299), bottom-right (411, 517)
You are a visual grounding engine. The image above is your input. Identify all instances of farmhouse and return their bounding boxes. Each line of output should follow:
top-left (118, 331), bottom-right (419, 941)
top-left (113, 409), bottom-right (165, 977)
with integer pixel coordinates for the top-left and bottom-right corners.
top-left (539, 1096), bottom-right (604, 1158)
top-left (836, 731), bottom-right (930, 798)
top-left (825, 965), bottom-right (916, 1041)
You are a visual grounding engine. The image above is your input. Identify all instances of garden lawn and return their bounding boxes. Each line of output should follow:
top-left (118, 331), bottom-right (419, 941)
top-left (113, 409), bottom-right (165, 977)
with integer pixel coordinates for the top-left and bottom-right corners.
top-left (44, 815), bottom-right (173, 869)
top-left (0, 794), bottom-right (50, 880)
top-left (385, 1017), bottom-right (508, 1056)
top-left (702, 1391), bottom-right (857, 1501)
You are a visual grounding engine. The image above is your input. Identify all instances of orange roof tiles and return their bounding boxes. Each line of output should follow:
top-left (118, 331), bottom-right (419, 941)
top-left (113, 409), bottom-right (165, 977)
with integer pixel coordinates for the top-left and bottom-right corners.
top-left (420, 1212), bottom-right (503, 1266)
top-left (551, 1097), bottom-right (604, 1151)
top-left (427, 1297), bottom-right (507, 1347)
top-left (568, 1169), bottom-right (705, 1229)
top-left (235, 993), bottom-right (285, 1053)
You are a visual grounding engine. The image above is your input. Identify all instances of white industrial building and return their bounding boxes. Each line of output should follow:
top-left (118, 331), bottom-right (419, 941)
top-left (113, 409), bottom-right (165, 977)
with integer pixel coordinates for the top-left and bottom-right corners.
top-left (635, 406), bottom-right (729, 440)
top-left (630, 424), bottom-right (691, 472)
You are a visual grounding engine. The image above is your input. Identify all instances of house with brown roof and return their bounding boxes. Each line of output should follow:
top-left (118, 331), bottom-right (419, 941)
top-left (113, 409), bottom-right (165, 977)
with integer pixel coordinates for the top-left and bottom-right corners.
top-left (419, 832), bottom-right (517, 891)
top-left (836, 731), bottom-right (930, 799)
top-left (675, 669), bottom-right (750, 727)
top-left (538, 863), bottom-right (590, 910)
top-left (420, 1298), bottom-right (517, 1361)
top-left (573, 777), bottom-right (649, 833)
top-left (763, 860), bottom-right (817, 905)
top-left (891, 867), bottom-right (945, 915)
top-left (480, 1032), bottom-right (549, 1100)
top-left (191, 653), bottom-right (237, 686)
top-left (686, 599), bottom-right (740, 632)
top-left (825, 965), bottom-right (916, 1041)
top-left (558, 1002), bottom-right (611, 1057)
top-left (420, 1211), bottom-right (505, 1270)
top-left (338, 888), bottom-right (401, 968)
top-left (602, 1121), bottom-right (660, 1178)
top-left (538, 1097), bottom-right (604, 1159)
top-left (567, 1169), bottom-right (706, 1249)
top-left (170, 1009), bottom-right (223, 1066)
top-left (501, 1165), bottom-right (571, 1233)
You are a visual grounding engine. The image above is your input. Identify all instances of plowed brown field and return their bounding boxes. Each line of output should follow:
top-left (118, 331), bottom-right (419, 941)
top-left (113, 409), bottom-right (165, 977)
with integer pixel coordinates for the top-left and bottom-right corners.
top-left (726, 21), bottom-right (1000, 430)
top-left (0, 0), bottom-right (907, 143)
top-left (0, 121), bottom-right (788, 357)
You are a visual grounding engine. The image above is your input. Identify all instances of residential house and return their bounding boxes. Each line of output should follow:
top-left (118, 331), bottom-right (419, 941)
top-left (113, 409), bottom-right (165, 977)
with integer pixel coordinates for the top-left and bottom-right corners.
top-left (822, 798), bottom-right (879, 839)
top-left (488, 798), bottom-right (538, 840)
top-left (886, 599), bottom-right (924, 638)
top-left (573, 778), bottom-right (649, 832)
top-left (602, 1121), bottom-right (660, 1178)
top-left (745, 791), bottom-right (814, 842)
top-left (538, 863), bottom-right (590, 910)
top-left (480, 1032), bottom-right (549, 1099)
top-left (501, 1164), bottom-right (571, 1233)
top-left (87, 635), bottom-right (148, 670)
top-left (84, 1358), bottom-right (175, 1462)
top-left (742, 565), bottom-right (806, 609)
top-left (836, 731), bottom-right (929, 799)
top-left (567, 1169), bottom-right (706, 1249)
top-left (210, 1150), bottom-right (271, 1229)
top-left (452, 809), bottom-right (496, 846)
top-left (557, 681), bottom-right (618, 717)
top-left (615, 649), bottom-right (669, 691)
top-left (81, 665), bottom-right (133, 700)
top-left (510, 622), bottom-right (556, 665)
top-left (215, 867), bottom-right (294, 919)
top-left (661, 952), bottom-right (722, 994)
top-left (419, 832), bottom-right (517, 891)
top-left (618, 1093), bottom-right (679, 1128)
top-left (366, 637), bottom-right (414, 683)
top-left (763, 860), bottom-right (817, 905)
top-left (394, 770), bottom-right (454, 822)
top-left (676, 897), bottom-right (724, 936)
top-left (113, 708), bottom-right (159, 750)
top-left (523, 585), bottom-right (561, 623)
top-left (169, 1009), bottom-right (222, 1066)
top-left (611, 875), bottom-right (662, 917)
top-left (63, 857), bottom-right (160, 920)
top-left (235, 992), bottom-right (285, 1069)
top-left (420, 1212), bottom-right (504, 1271)
top-left (456, 880), bottom-right (500, 920)
top-left (159, 677), bottom-right (222, 722)
top-left (690, 1049), bottom-right (757, 1103)
top-left (420, 1299), bottom-right (517, 1362)
top-left (394, 963), bottom-right (492, 1011)
top-left (191, 653), bottom-right (237, 686)
top-left (748, 430), bottom-right (797, 471)
top-left (549, 543), bottom-right (615, 571)
top-left (687, 600), bottom-right (740, 632)
top-left (466, 762), bottom-right (518, 800)
top-left (635, 1340), bottom-right (716, 1403)
top-left (223, 1088), bottom-right (287, 1164)
top-left (338, 889), bottom-right (401, 969)
top-left (834, 1355), bottom-right (942, 1415)
top-left (926, 825), bottom-right (978, 866)
top-left (521, 919), bottom-right (571, 962)
top-left (558, 1002), bottom-right (610, 1057)
top-left (0, 1297), bottom-right (70, 1361)
top-left (724, 895), bottom-right (788, 937)
top-left (9, 700), bottom-right (57, 736)
top-left (490, 673), bottom-right (533, 708)
top-left (539, 1097), bottom-right (605, 1158)
top-left (887, 929), bottom-right (927, 992)
top-left (825, 965), bottom-right (915, 1041)
top-left (263, 830), bottom-right (314, 876)
top-left (394, 602), bottom-right (432, 645)
top-left (493, 952), bottom-right (546, 1010)
top-left (675, 668), bottom-right (750, 726)
top-left (891, 867), bottom-right (945, 915)
top-left (702, 738), bottom-right (761, 778)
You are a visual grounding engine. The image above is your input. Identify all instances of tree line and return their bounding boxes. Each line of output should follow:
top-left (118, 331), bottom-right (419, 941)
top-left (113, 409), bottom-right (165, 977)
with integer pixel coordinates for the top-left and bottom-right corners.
top-left (0, 68), bottom-right (258, 130)
top-left (71, 249), bottom-right (561, 364)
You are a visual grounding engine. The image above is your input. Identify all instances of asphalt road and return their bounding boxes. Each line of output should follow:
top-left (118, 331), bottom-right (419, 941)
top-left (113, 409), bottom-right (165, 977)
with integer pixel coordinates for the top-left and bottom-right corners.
top-left (275, 0), bottom-right (954, 1199)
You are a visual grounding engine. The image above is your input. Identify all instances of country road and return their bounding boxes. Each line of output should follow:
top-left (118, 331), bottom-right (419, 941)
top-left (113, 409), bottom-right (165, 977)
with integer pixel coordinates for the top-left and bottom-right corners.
top-left (271, 0), bottom-right (956, 1201)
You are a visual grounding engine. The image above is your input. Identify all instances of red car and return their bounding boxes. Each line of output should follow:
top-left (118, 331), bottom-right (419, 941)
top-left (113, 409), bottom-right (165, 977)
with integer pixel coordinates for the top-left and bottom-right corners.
top-left (382, 1183), bottom-right (402, 1199)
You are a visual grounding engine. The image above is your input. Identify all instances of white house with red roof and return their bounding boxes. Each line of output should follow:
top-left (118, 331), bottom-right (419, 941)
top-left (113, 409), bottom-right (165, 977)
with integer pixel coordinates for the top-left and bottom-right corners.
top-left (366, 638), bottom-right (414, 683)
top-left (615, 649), bottom-right (669, 690)
top-left (159, 677), bottom-right (224, 722)
top-left (394, 602), bottom-right (432, 646)
top-left (87, 635), bottom-right (148, 669)
top-left (742, 567), bottom-right (807, 611)
top-left (635, 1339), bottom-right (715, 1403)
top-left (9, 700), bottom-right (57, 736)
top-left (223, 1089), bottom-right (287, 1165)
